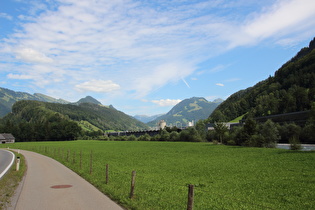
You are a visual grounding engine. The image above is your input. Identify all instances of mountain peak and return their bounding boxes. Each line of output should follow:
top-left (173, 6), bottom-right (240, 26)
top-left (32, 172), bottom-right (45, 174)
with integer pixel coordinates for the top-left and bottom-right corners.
top-left (76, 96), bottom-right (102, 105)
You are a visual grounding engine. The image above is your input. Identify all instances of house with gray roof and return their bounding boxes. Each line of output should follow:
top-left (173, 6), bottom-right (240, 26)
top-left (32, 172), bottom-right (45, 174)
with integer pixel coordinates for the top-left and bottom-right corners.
top-left (0, 133), bottom-right (15, 144)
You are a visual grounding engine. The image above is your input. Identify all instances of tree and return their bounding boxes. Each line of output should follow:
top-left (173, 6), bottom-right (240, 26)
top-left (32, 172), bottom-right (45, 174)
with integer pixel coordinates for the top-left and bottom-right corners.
top-left (169, 131), bottom-right (179, 141)
top-left (243, 117), bottom-right (257, 139)
top-left (278, 123), bottom-right (301, 142)
top-left (195, 120), bottom-right (207, 140)
top-left (179, 127), bottom-right (202, 142)
top-left (213, 122), bottom-right (228, 143)
top-left (160, 129), bottom-right (170, 141)
top-left (138, 133), bottom-right (151, 141)
top-left (259, 120), bottom-right (280, 148)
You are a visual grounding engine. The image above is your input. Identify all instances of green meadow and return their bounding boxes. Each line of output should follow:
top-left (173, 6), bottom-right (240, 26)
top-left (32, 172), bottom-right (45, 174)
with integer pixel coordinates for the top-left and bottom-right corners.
top-left (2, 141), bottom-right (315, 209)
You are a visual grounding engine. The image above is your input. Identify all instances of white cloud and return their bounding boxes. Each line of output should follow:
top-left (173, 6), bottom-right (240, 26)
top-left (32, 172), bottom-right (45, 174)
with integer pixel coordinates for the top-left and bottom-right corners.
top-left (75, 80), bottom-right (121, 93)
top-left (7, 73), bottom-right (33, 80)
top-left (242, 0), bottom-right (315, 45)
top-left (15, 48), bottom-right (53, 63)
top-left (245, 0), bottom-right (315, 38)
top-left (216, 83), bottom-right (224, 87)
top-left (151, 99), bottom-right (182, 107)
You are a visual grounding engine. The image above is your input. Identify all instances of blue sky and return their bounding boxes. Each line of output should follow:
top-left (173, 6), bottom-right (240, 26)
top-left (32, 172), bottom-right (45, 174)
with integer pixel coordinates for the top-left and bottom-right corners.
top-left (1, 0), bottom-right (315, 116)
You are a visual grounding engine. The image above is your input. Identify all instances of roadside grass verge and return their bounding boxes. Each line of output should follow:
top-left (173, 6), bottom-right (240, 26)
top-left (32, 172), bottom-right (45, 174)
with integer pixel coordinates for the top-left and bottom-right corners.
top-left (0, 151), bottom-right (26, 210)
top-left (1, 141), bottom-right (315, 209)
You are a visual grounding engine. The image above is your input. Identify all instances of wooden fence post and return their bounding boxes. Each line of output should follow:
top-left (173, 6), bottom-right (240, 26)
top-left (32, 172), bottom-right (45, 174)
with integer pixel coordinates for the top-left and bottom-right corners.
top-left (89, 150), bottom-right (93, 175)
top-left (73, 151), bottom-right (76, 164)
top-left (67, 150), bottom-right (70, 162)
top-left (80, 150), bottom-right (82, 169)
top-left (105, 164), bottom-right (109, 184)
top-left (187, 184), bottom-right (194, 210)
top-left (129, 171), bottom-right (136, 199)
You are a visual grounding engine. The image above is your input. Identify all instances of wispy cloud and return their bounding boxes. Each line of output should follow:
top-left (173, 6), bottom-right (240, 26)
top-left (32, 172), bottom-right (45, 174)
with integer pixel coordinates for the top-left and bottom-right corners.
top-left (225, 78), bottom-right (241, 82)
top-left (75, 80), bottom-right (120, 93)
top-left (15, 48), bottom-right (53, 63)
top-left (216, 83), bottom-right (225, 87)
top-left (151, 99), bottom-right (182, 107)
top-left (0, 13), bottom-right (12, 20)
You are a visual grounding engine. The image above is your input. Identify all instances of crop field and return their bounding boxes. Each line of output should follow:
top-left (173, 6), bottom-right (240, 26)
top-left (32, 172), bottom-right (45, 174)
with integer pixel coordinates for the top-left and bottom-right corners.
top-left (2, 141), bottom-right (315, 209)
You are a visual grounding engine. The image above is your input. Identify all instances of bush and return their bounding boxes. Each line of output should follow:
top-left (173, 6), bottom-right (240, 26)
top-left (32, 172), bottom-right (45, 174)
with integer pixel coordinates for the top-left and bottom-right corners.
top-left (138, 134), bottom-right (151, 141)
top-left (289, 136), bottom-right (302, 150)
top-left (279, 123), bottom-right (301, 142)
top-left (206, 130), bottom-right (216, 142)
top-left (128, 135), bottom-right (137, 141)
top-left (169, 131), bottom-right (179, 141)
top-left (212, 140), bottom-right (219, 144)
top-left (152, 134), bottom-right (161, 141)
top-left (244, 134), bottom-right (264, 147)
top-left (160, 129), bottom-right (170, 141)
top-left (226, 140), bottom-right (236, 145)
top-left (179, 127), bottom-right (203, 142)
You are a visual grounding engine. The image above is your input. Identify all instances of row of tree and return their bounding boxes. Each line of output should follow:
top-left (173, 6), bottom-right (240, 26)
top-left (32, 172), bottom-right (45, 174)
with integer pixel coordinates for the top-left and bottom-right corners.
top-left (105, 111), bottom-right (315, 147)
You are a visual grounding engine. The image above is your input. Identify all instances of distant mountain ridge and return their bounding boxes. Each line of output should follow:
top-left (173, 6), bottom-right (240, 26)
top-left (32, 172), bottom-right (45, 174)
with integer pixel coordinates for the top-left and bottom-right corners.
top-left (0, 87), bottom-right (106, 118)
top-left (0, 87), bottom-right (70, 117)
top-left (147, 97), bottom-right (222, 127)
top-left (134, 114), bottom-right (165, 123)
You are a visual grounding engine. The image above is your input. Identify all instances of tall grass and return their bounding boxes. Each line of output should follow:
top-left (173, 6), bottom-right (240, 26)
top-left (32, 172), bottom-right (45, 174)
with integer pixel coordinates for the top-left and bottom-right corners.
top-left (2, 141), bottom-right (315, 209)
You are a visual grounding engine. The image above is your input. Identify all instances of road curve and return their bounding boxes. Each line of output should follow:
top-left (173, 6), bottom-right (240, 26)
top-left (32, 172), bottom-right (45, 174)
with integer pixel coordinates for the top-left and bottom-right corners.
top-left (10, 150), bottom-right (124, 210)
top-left (0, 149), bottom-right (15, 179)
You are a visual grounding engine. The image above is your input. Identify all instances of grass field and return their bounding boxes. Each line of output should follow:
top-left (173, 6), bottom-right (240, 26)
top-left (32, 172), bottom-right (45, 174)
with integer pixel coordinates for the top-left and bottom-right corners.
top-left (2, 141), bottom-right (315, 209)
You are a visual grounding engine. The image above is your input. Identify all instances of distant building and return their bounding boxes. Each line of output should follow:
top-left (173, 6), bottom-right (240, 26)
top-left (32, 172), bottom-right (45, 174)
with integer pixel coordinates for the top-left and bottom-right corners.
top-left (0, 133), bottom-right (15, 144)
top-left (158, 120), bottom-right (166, 129)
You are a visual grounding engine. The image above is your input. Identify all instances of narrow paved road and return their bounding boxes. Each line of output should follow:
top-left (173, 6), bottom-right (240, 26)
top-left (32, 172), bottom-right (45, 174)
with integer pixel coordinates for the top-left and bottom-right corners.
top-left (10, 150), bottom-right (124, 210)
top-left (0, 149), bottom-right (14, 179)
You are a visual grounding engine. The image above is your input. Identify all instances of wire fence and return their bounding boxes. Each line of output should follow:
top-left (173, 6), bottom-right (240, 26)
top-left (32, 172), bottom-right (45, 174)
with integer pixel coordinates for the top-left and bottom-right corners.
top-left (16, 145), bottom-right (283, 209)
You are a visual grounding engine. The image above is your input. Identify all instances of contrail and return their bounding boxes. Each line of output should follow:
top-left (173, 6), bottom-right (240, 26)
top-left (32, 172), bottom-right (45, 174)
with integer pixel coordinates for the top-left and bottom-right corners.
top-left (182, 78), bottom-right (191, 88)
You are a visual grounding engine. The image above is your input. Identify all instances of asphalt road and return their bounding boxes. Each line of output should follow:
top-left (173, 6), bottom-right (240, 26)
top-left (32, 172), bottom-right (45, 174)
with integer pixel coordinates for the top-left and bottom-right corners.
top-left (9, 150), bottom-right (124, 210)
top-left (0, 149), bottom-right (15, 179)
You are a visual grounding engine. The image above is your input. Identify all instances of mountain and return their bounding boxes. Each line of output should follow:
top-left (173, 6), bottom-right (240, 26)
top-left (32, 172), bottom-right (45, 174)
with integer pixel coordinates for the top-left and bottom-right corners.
top-left (134, 114), bottom-right (164, 123)
top-left (210, 37), bottom-right (315, 122)
top-left (0, 87), bottom-right (70, 117)
top-left (0, 100), bottom-right (148, 140)
top-left (147, 97), bottom-right (222, 127)
top-left (74, 96), bottom-right (102, 105)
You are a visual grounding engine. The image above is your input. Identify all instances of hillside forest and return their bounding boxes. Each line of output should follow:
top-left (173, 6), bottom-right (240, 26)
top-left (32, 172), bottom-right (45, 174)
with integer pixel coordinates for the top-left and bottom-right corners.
top-left (0, 100), bottom-right (148, 141)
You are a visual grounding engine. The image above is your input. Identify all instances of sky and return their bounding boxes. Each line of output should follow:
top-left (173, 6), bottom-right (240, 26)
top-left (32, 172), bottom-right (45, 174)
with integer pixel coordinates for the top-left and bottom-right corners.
top-left (1, 0), bottom-right (315, 116)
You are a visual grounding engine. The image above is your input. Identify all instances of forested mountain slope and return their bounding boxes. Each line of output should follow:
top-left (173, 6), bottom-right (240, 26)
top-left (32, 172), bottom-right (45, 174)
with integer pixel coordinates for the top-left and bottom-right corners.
top-left (148, 97), bottom-right (222, 127)
top-left (210, 37), bottom-right (315, 122)
top-left (0, 100), bottom-right (148, 141)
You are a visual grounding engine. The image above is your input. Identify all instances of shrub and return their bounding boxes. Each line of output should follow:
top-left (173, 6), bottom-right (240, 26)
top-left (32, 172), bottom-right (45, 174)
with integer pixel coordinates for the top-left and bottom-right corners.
top-left (289, 136), bottom-right (302, 150)
top-left (226, 140), bottom-right (236, 145)
top-left (128, 135), bottom-right (137, 141)
top-left (138, 134), bottom-right (151, 141)
top-left (169, 131), bottom-right (179, 141)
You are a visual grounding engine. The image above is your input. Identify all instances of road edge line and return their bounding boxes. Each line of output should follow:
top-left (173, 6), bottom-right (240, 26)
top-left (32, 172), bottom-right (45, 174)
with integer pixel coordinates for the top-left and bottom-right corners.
top-left (0, 149), bottom-right (15, 179)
